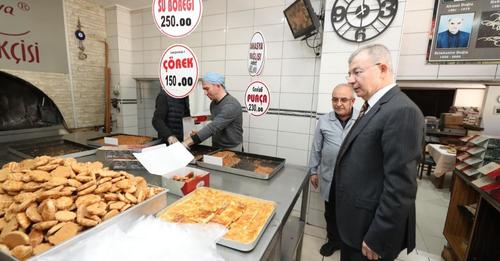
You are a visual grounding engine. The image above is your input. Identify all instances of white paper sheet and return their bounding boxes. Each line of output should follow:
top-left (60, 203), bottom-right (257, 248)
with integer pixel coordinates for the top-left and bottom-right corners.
top-left (104, 137), bottom-right (118, 145)
top-left (133, 143), bottom-right (194, 177)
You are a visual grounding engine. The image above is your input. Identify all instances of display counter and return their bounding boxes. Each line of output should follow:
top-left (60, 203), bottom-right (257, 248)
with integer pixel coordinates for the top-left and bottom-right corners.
top-left (1, 132), bottom-right (309, 261)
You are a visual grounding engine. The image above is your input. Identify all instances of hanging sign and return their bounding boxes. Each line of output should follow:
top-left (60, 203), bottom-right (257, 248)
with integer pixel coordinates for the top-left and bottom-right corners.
top-left (159, 44), bottom-right (199, 98)
top-left (248, 32), bottom-right (265, 76)
top-left (152, 0), bottom-right (202, 38)
top-left (245, 81), bottom-right (270, 116)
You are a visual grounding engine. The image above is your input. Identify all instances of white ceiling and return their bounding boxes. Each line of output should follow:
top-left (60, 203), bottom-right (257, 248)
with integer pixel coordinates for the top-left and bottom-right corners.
top-left (89, 0), bottom-right (151, 10)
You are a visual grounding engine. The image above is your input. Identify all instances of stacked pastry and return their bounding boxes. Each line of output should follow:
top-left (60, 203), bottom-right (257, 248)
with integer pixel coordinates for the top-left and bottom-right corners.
top-left (0, 156), bottom-right (163, 260)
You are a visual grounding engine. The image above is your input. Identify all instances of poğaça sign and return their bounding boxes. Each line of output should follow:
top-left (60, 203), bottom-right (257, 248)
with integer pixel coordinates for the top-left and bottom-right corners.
top-left (159, 44), bottom-right (199, 98)
top-left (152, 0), bottom-right (202, 38)
top-left (245, 81), bottom-right (270, 116)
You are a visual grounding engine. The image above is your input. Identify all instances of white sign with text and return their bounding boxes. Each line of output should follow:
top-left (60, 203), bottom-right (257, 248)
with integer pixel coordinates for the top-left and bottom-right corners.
top-left (248, 31), bottom-right (265, 76)
top-left (152, 0), bottom-right (202, 38)
top-left (159, 44), bottom-right (199, 98)
top-left (245, 81), bottom-right (270, 116)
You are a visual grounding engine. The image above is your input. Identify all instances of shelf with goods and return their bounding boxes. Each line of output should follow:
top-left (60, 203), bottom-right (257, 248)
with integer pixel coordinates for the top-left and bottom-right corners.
top-left (442, 170), bottom-right (500, 261)
top-left (442, 135), bottom-right (500, 261)
top-left (455, 135), bottom-right (489, 177)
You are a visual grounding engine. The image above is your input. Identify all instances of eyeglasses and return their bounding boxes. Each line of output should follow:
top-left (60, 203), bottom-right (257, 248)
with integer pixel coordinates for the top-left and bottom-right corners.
top-left (331, 97), bottom-right (351, 103)
top-left (345, 63), bottom-right (381, 80)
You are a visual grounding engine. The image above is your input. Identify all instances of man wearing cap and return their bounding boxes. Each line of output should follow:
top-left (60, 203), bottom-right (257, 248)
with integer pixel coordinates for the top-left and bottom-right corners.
top-left (182, 72), bottom-right (244, 151)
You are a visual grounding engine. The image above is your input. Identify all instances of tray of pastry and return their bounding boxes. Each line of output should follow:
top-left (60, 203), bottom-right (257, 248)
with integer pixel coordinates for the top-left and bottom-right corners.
top-left (0, 156), bottom-right (166, 261)
top-left (157, 187), bottom-right (276, 251)
top-left (86, 133), bottom-right (160, 148)
top-left (7, 138), bottom-right (97, 159)
top-left (196, 150), bottom-right (285, 179)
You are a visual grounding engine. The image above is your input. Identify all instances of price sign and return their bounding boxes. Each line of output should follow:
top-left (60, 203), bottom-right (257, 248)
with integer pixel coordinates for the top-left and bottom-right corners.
top-left (245, 81), bottom-right (270, 116)
top-left (159, 44), bottom-right (199, 98)
top-left (152, 0), bottom-right (202, 38)
top-left (248, 32), bottom-right (265, 76)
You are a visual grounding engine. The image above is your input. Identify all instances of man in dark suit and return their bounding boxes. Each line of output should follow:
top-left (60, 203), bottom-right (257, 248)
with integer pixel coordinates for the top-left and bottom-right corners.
top-left (331, 44), bottom-right (424, 260)
top-left (436, 17), bottom-right (470, 48)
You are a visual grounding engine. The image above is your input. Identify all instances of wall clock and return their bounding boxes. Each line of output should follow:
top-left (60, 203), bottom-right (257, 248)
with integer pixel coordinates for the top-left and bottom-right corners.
top-left (330, 0), bottom-right (398, 43)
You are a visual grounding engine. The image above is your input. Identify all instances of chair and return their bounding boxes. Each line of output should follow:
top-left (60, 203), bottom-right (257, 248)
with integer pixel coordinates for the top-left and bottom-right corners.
top-left (418, 145), bottom-right (436, 179)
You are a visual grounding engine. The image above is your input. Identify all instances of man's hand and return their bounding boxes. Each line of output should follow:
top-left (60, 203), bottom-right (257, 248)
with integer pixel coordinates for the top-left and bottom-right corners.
top-left (167, 135), bottom-right (179, 145)
top-left (181, 140), bottom-right (190, 149)
top-left (310, 174), bottom-right (319, 189)
top-left (362, 241), bottom-right (380, 260)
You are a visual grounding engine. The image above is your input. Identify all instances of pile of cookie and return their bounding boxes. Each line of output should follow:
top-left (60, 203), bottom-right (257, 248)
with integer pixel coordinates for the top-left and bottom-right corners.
top-left (0, 156), bottom-right (164, 260)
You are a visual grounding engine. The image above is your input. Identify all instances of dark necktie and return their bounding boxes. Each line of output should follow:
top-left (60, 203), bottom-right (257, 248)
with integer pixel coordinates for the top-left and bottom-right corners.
top-left (358, 101), bottom-right (369, 119)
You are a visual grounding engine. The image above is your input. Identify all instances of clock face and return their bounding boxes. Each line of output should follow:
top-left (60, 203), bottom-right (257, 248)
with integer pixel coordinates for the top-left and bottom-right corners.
top-left (331, 0), bottom-right (398, 43)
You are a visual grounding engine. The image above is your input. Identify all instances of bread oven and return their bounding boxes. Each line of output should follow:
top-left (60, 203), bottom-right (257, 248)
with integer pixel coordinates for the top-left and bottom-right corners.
top-left (0, 71), bottom-right (95, 165)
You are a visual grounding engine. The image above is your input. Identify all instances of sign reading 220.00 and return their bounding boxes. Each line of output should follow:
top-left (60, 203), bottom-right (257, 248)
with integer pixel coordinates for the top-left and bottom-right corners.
top-left (245, 81), bottom-right (270, 117)
top-left (159, 44), bottom-right (199, 98)
top-left (153, 0), bottom-right (202, 38)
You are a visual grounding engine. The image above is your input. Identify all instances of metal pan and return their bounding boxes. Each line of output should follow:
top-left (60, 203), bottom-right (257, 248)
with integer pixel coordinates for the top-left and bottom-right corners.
top-left (196, 150), bottom-right (285, 179)
top-left (156, 187), bottom-right (276, 252)
top-left (188, 144), bottom-right (220, 164)
top-left (7, 138), bottom-right (97, 159)
top-left (86, 133), bottom-right (160, 148)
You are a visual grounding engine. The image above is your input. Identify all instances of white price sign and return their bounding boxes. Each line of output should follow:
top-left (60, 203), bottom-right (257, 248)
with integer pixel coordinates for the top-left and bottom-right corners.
top-left (159, 44), bottom-right (199, 98)
top-left (245, 81), bottom-right (270, 116)
top-left (152, 0), bottom-right (202, 38)
top-left (248, 32), bottom-right (265, 76)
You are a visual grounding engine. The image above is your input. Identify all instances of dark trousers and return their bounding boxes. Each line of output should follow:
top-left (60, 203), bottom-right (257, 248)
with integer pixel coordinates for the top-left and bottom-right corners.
top-left (324, 200), bottom-right (341, 246)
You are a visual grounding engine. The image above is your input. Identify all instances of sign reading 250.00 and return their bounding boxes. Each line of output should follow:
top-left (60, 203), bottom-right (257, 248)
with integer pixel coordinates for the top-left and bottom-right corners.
top-left (159, 44), bottom-right (199, 98)
top-left (153, 0), bottom-right (202, 38)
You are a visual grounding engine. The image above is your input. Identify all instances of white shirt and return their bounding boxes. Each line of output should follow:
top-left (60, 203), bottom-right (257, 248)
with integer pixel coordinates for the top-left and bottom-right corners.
top-left (365, 83), bottom-right (396, 113)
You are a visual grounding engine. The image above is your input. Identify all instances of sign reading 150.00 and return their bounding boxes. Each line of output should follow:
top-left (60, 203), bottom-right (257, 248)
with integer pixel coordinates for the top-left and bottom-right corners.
top-left (152, 0), bottom-right (202, 38)
top-left (159, 44), bottom-right (199, 98)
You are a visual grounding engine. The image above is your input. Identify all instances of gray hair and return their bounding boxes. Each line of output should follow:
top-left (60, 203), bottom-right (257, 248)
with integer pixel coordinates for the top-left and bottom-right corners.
top-left (333, 83), bottom-right (355, 98)
top-left (348, 44), bottom-right (393, 72)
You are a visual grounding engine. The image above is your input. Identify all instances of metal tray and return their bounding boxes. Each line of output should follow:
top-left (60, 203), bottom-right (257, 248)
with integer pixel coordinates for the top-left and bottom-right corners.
top-left (188, 144), bottom-right (220, 163)
top-left (196, 150), bottom-right (285, 179)
top-left (156, 187), bottom-right (276, 251)
top-left (7, 138), bottom-right (97, 159)
top-left (87, 133), bottom-right (161, 148)
top-left (0, 187), bottom-right (168, 261)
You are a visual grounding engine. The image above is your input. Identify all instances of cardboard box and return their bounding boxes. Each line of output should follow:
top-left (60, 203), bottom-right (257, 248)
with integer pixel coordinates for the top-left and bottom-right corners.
top-left (441, 113), bottom-right (464, 127)
top-left (162, 166), bottom-right (210, 196)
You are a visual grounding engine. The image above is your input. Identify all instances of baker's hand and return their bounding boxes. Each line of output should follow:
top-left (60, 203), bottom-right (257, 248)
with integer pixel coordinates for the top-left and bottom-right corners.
top-left (181, 140), bottom-right (190, 149)
top-left (167, 136), bottom-right (178, 145)
top-left (190, 130), bottom-right (198, 136)
top-left (362, 241), bottom-right (380, 260)
top-left (310, 174), bottom-right (319, 189)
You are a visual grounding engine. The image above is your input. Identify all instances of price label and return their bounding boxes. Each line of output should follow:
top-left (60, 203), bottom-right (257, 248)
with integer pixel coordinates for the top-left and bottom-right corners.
top-left (245, 81), bottom-right (270, 116)
top-left (152, 0), bottom-right (203, 38)
top-left (159, 44), bottom-right (199, 98)
top-left (248, 31), bottom-right (265, 76)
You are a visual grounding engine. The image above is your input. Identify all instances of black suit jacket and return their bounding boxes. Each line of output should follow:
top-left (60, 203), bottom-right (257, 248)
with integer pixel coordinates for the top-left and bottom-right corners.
top-left (331, 87), bottom-right (424, 260)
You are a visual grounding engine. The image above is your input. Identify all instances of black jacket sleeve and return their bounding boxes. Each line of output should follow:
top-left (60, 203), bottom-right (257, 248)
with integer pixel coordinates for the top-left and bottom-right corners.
top-left (152, 93), bottom-right (173, 139)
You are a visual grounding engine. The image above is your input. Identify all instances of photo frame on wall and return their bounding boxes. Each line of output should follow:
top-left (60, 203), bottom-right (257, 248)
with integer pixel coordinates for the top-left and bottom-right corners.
top-left (428, 0), bottom-right (500, 62)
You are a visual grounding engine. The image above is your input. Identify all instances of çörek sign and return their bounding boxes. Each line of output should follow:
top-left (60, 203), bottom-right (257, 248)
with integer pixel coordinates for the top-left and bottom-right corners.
top-left (245, 81), bottom-right (270, 116)
top-left (159, 44), bottom-right (199, 98)
top-left (248, 32), bottom-right (265, 76)
top-left (152, 0), bottom-right (202, 38)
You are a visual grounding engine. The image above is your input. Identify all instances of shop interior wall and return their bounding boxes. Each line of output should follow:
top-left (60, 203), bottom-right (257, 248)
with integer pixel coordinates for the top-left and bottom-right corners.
top-left (107, 0), bottom-right (324, 167)
top-left (2, 0), bottom-right (106, 129)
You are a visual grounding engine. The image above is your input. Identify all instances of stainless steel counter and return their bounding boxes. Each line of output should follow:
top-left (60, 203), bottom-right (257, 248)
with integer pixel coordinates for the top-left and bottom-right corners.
top-left (3, 131), bottom-right (309, 261)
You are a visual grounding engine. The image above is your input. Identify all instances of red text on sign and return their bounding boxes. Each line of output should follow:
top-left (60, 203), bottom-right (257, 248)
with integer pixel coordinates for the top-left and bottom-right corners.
top-left (163, 56), bottom-right (193, 72)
